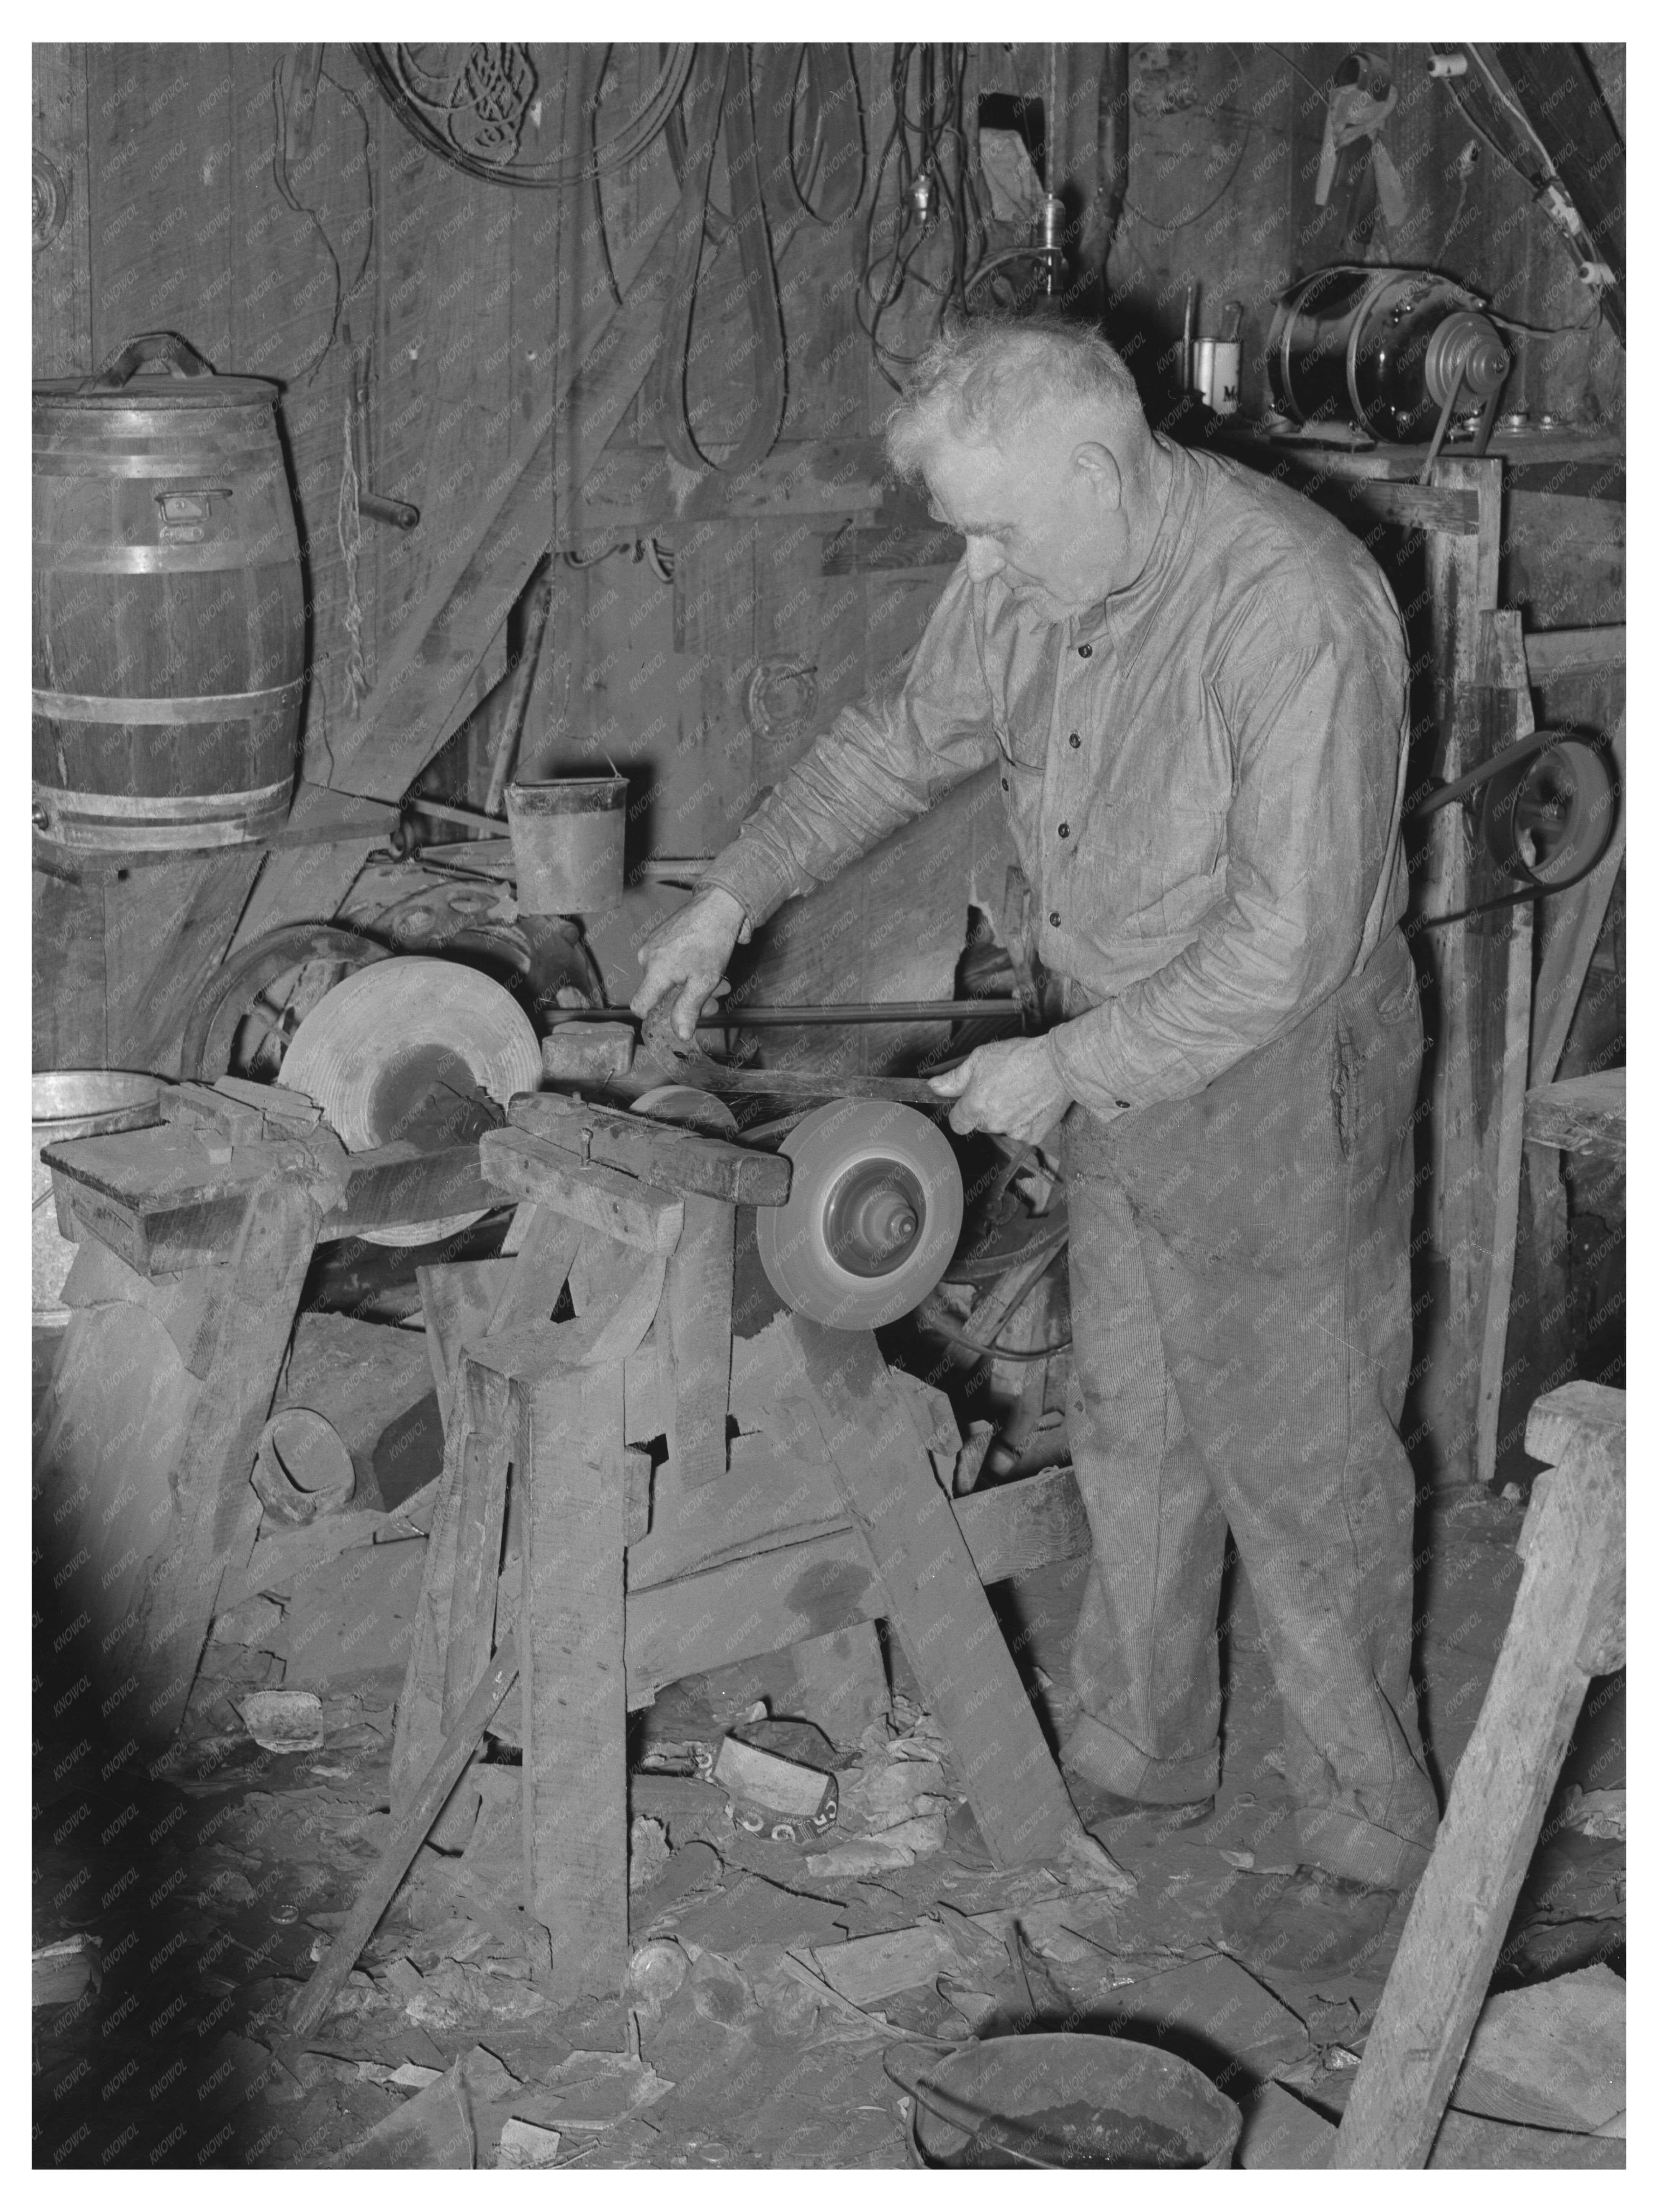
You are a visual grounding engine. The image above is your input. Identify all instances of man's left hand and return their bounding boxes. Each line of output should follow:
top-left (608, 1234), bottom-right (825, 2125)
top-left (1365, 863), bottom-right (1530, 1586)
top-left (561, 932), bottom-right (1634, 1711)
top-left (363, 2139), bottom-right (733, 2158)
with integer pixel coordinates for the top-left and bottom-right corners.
top-left (928, 1037), bottom-right (1071, 1145)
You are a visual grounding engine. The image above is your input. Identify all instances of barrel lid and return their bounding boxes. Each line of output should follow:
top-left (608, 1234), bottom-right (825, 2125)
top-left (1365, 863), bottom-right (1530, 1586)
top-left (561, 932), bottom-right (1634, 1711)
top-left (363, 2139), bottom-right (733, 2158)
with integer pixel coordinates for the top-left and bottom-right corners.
top-left (34, 373), bottom-right (277, 410)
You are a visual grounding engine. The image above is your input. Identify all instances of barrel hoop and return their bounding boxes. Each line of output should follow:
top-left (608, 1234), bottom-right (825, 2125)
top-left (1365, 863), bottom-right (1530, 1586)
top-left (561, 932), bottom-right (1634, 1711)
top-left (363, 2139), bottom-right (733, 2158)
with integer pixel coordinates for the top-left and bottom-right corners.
top-left (33, 540), bottom-right (296, 575)
top-left (33, 679), bottom-right (304, 725)
top-left (34, 449), bottom-right (278, 481)
top-left (34, 780), bottom-right (291, 850)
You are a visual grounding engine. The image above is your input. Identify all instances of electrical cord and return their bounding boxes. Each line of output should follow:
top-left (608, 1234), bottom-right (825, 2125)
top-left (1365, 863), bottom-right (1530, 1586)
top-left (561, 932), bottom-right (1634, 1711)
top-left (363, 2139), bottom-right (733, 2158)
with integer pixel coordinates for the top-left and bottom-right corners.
top-left (857, 43), bottom-right (989, 388)
top-left (271, 61), bottom-right (376, 386)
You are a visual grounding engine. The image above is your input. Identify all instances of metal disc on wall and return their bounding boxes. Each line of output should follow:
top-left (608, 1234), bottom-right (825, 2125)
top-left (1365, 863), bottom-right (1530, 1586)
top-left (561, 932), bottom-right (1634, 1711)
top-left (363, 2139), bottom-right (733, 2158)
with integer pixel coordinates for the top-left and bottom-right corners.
top-left (281, 957), bottom-right (541, 1247)
top-left (755, 1099), bottom-right (964, 1330)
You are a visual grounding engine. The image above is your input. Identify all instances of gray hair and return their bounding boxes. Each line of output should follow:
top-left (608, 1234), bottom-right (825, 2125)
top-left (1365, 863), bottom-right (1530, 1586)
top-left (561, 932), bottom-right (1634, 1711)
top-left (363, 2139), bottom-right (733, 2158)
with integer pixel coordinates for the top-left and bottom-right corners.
top-left (884, 320), bottom-right (1146, 479)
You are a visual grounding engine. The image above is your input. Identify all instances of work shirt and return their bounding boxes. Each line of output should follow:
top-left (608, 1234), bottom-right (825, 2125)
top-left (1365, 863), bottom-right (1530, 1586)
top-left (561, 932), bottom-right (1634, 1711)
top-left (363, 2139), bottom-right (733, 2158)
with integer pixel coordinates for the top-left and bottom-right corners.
top-left (701, 436), bottom-right (1412, 1119)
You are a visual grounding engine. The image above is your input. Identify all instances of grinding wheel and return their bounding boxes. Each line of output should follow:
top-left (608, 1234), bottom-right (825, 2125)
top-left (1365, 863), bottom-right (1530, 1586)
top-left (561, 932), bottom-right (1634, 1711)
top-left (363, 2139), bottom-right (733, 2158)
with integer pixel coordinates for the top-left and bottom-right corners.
top-left (281, 957), bottom-right (541, 1247)
top-left (755, 1099), bottom-right (964, 1330)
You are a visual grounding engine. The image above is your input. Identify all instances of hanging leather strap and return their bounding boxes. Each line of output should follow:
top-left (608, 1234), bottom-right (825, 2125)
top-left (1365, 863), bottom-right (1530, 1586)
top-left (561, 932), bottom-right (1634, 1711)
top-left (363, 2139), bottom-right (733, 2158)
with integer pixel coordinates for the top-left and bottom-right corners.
top-left (651, 44), bottom-right (788, 477)
top-left (755, 44), bottom-right (865, 229)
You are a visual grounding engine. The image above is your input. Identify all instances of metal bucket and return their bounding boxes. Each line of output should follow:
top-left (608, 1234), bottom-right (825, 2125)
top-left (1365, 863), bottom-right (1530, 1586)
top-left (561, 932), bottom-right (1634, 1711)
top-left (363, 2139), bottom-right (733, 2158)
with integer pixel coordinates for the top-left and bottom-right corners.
top-left (505, 773), bottom-right (629, 914)
top-left (31, 1070), bottom-right (165, 1324)
top-left (904, 2032), bottom-right (1241, 2169)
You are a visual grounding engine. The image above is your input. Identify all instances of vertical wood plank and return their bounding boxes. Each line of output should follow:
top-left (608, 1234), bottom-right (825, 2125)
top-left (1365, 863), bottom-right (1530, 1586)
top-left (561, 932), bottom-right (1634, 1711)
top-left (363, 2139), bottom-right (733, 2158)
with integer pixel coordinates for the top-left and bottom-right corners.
top-left (520, 1359), bottom-right (630, 2002)
top-left (390, 1372), bottom-right (473, 1816)
top-left (1413, 457), bottom-right (1503, 1486)
top-left (440, 1359), bottom-right (513, 1734)
top-left (32, 45), bottom-right (92, 378)
top-left (663, 1194), bottom-right (735, 1489)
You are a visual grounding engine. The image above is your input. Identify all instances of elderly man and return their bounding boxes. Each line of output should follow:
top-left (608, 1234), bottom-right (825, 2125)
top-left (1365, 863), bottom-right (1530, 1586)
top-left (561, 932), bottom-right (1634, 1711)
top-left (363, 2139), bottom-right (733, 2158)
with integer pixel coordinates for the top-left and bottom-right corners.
top-left (633, 321), bottom-right (1437, 1965)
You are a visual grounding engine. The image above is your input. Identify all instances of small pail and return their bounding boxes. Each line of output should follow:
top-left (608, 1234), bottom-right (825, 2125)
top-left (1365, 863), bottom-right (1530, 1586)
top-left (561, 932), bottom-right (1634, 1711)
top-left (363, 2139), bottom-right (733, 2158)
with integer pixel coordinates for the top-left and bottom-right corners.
top-left (904, 2032), bottom-right (1241, 2169)
top-left (32, 1070), bottom-right (165, 1324)
top-left (505, 774), bottom-right (628, 914)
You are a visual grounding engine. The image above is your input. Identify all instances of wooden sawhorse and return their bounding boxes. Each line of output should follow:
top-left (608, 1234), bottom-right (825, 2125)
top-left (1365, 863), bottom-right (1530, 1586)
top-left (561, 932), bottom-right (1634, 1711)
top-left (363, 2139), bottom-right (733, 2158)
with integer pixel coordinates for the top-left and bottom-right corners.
top-left (386, 1090), bottom-right (1097, 2009)
top-left (34, 1076), bottom-right (499, 1752)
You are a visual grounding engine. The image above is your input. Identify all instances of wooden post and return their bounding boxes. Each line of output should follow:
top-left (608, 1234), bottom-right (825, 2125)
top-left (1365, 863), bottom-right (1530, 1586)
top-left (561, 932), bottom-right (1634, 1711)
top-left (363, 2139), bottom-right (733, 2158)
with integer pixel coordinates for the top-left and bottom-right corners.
top-left (520, 1360), bottom-right (630, 2005)
top-left (1331, 1382), bottom-right (1625, 2168)
top-left (663, 1193), bottom-right (736, 1488)
top-left (1473, 613), bottom-right (1536, 1488)
top-left (1414, 457), bottom-right (1509, 1486)
top-left (786, 1320), bottom-right (1079, 1866)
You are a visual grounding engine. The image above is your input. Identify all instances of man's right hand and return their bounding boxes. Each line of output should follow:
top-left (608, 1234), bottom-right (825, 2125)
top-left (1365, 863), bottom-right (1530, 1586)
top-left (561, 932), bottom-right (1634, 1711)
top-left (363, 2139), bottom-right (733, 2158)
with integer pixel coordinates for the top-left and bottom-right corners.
top-left (630, 885), bottom-right (747, 1041)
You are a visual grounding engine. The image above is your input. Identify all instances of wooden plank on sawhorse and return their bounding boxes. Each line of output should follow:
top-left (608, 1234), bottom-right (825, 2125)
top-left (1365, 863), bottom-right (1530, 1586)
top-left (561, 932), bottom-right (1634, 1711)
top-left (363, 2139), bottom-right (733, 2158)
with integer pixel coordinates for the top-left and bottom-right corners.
top-left (482, 1126), bottom-right (684, 1252)
top-left (1332, 1381), bottom-right (1625, 2168)
top-left (784, 1319), bottom-right (1080, 1867)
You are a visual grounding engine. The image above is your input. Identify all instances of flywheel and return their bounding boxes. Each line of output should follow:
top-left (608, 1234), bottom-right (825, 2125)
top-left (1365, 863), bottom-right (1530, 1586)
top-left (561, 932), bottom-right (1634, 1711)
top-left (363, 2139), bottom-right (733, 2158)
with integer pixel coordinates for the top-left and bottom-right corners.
top-left (755, 1100), bottom-right (964, 1331)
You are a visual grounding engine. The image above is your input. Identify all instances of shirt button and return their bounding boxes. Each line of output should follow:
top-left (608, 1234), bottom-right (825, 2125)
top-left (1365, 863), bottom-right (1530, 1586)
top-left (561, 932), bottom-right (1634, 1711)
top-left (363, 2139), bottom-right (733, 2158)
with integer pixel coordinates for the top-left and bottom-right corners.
top-left (1069, 732), bottom-right (1081, 749)
top-left (1115, 1099), bottom-right (1133, 1111)
top-left (1057, 823), bottom-right (1070, 839)
top-left (1049, 910), bottom-right (1061, 928)
top-left (1000, 776), bottom-right (1009, 790)
top-left (1077, 643), bottom-right (1093, 658)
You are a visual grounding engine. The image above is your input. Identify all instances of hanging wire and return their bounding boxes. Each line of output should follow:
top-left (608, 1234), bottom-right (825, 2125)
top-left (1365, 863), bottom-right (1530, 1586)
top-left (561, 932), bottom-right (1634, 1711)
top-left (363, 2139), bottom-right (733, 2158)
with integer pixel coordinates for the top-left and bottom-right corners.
top-left (271, 61), bottom-right (377, 386)
top-left (857, 44), bottom-right (989, 389)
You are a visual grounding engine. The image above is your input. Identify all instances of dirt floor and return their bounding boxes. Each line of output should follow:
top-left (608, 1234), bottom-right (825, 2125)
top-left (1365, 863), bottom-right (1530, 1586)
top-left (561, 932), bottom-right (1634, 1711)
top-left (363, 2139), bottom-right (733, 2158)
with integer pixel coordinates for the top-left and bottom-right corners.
top-left (33, 1331), bottom-right (1625, 2171)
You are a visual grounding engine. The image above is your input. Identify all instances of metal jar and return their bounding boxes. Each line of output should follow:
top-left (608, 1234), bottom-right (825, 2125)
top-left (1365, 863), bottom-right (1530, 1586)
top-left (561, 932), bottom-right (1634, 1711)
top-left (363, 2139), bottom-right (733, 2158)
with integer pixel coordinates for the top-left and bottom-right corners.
top-left (32, 330), bottom-right (304, 852)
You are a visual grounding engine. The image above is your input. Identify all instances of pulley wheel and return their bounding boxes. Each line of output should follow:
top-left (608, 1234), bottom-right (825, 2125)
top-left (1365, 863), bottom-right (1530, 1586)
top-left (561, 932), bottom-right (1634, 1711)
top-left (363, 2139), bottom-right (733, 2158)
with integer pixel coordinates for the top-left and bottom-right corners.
top-left (755, 1100), bottom-right (964, 1330)
top-left (281, 957), bottom-right (541, 1247)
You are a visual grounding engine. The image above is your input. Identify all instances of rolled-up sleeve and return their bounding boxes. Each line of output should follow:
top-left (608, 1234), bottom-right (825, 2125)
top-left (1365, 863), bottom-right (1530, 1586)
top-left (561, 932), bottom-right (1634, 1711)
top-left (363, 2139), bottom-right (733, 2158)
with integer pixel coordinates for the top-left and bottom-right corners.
top-left (701, 567), bottom-right (1002, 929)
top-left (1047, 591), bottom-right (1408, 1114)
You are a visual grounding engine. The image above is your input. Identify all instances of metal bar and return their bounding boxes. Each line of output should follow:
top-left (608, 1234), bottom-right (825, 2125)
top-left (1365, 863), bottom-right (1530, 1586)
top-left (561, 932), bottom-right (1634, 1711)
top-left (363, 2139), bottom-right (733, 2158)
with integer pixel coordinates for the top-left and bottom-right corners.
top-left (547, 999), bottom-right (1022, 1027)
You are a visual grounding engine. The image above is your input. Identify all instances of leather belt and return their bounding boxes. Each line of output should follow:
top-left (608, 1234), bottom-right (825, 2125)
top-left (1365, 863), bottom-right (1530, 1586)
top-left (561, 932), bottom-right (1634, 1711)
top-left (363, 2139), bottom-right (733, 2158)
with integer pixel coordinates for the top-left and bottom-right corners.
top-left (652, 45), bottom-right (863, 477)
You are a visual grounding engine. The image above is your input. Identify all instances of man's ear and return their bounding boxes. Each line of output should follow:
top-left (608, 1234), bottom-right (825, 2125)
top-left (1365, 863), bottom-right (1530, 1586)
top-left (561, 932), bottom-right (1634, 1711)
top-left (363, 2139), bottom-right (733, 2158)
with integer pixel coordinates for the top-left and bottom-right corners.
top-left (1072, 441), bottom-right (1123, 509)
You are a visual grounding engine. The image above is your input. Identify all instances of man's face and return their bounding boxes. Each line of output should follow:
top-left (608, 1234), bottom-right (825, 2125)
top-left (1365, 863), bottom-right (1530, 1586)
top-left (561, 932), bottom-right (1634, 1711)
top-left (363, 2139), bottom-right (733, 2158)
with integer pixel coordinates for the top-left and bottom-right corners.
top-left (922, 418), bottom-right (1128, 616)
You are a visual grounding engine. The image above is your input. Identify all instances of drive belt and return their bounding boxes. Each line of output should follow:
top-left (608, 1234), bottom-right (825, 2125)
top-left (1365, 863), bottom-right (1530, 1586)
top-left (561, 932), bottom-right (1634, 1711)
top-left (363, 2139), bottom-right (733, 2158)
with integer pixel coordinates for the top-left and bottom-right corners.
top-left (651, 44), bottom-right (788, 477)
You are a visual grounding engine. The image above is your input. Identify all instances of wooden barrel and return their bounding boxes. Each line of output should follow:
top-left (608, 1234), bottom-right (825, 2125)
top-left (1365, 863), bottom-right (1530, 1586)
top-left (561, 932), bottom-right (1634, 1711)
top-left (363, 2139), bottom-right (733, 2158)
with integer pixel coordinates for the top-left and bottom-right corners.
top-left (32, 329), bottom-right (304, 852)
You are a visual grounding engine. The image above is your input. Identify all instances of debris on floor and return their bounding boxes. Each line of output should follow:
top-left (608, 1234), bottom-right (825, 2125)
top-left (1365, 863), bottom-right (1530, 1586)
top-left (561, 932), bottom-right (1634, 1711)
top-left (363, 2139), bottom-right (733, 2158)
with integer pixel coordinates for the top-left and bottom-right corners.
top-left (30, 1485), bottom-right (1625, 2169)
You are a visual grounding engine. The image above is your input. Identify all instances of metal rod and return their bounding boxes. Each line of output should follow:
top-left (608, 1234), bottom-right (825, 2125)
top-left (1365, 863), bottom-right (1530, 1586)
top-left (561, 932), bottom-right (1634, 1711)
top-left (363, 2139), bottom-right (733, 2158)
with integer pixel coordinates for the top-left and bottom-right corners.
top-left (545, 1000), bottom-right (1023, 1027)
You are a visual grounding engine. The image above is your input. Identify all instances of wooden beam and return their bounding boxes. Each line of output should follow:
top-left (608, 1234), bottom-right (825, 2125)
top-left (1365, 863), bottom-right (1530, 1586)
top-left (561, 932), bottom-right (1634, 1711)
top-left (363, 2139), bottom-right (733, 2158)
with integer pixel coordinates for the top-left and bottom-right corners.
top-left (1412, 457), bottom-right (1505, 1487)
top-left (662, 1194), bottom-right (736, 1489)
top-left (481, 1128), bottom-right (685, 1252)
top-left (1474, 614), bottom-right (1536, 1490)
top-left (1332, 1383), bottom-right (1624, 2166)
top-left (568, 436), bottom-right (891, 541)
top-left (622, 1458), bottom-right (1092, 1707)
top-left (507, 1091), bottom-right (791, 1207)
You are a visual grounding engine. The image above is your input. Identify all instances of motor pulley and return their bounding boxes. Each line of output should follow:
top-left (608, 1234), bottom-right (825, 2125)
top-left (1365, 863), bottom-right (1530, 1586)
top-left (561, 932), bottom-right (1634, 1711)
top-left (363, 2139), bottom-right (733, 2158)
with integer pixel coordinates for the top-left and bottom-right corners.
top-left (755, 1100), bottom-right (965, 1331)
